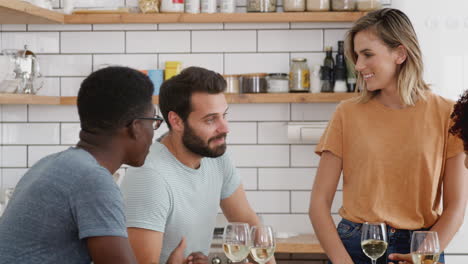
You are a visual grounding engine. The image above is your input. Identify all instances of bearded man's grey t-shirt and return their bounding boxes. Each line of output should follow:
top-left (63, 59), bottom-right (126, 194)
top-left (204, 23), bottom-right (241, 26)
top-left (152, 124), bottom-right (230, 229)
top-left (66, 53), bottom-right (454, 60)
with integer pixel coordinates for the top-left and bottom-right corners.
top-left (0, 147), bottom-right (127, 264)
top-left (121, 141), bottom-right (241, 264)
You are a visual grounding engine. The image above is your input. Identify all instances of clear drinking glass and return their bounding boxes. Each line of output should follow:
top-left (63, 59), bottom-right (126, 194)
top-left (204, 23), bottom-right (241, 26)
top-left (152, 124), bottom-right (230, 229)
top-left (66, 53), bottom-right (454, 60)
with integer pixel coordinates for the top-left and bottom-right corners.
top-left (223, 223), bottom-right (251, 263)
top-left (249, 225), bottom-right (275, 264)
top-left (361, 222), bottom-right (388, 264)
top-left (411, 231), bottom-right (440, 264)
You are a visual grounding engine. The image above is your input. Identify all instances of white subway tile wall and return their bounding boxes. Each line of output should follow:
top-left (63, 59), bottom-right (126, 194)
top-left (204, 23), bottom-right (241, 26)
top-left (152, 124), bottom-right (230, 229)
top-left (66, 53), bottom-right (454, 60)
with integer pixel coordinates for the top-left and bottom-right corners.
top-left (2, 1), bottom-right (467, 258)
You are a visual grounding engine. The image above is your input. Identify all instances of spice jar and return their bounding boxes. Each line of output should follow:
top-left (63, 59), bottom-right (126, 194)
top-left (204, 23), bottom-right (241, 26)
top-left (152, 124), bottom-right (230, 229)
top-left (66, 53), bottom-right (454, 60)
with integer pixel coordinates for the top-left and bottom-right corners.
top-left (289, 58), bottom-right (310, 92)
top-left (247, 0), bottom-right (277, 12)
top-left (331, 0), bottom-right (355, 11)
top-left (267, 73), bottom-right (289, 93)
top-left (283, 0), bottom-right (305, 12)
top-left (241, 73), bottom-right (268, 93)
top-left (306, 0), bottom-right (329, 11)
top-left (223, 75), bottom-right (240, 93)
top-left (185, 0), bottom-right (201, 13)
top-left (356, 0), bottom-right (381, 11)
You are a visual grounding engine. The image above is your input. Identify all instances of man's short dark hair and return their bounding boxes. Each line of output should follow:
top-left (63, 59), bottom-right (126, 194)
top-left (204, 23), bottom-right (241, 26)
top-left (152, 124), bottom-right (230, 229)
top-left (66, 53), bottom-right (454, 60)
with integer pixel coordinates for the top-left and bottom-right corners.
top-left (77, 66), bottom-right (154, 133)
top-left (159, 66), bottom-right (226, 129)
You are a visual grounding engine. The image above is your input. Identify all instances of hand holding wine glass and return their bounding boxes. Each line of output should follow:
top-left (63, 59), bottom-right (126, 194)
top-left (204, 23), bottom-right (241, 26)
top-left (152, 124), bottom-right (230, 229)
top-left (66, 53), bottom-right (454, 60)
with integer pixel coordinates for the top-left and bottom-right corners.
top-left (223, 222), bottom-right (251, 263)
top-left (249, 225), bottom-right (275, 264)
top-left (411, 231), bottom-right (440, 264)
top-left (361, 222), bottom-right (388, 264)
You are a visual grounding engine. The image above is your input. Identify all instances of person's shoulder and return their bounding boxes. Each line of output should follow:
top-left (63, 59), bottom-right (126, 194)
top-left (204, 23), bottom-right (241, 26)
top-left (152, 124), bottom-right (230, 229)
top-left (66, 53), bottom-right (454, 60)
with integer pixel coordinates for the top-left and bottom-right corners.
top-left (333, 96), bottom-right (362, 113)
top-left (424, 91), bottom-right (456, 113)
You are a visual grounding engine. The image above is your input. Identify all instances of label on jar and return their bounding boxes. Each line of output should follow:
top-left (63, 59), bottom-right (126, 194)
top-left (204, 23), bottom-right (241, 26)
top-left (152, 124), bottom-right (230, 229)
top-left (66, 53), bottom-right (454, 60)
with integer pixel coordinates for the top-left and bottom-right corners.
top-left (302, 70), bottom-right (310, 88)
top-left (173, 0), bottom-right (184, 4)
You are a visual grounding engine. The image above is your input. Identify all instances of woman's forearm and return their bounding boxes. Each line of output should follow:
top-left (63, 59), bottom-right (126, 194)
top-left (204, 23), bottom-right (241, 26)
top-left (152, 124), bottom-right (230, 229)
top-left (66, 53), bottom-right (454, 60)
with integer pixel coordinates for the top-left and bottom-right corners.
top-left (310, 203), bottom-right (353, 264)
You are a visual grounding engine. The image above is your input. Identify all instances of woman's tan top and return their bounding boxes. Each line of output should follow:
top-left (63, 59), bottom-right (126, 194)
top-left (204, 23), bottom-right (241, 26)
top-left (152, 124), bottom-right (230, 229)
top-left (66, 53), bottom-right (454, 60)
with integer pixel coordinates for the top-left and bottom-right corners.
top-left (316, 92), bottom-right (463, 229)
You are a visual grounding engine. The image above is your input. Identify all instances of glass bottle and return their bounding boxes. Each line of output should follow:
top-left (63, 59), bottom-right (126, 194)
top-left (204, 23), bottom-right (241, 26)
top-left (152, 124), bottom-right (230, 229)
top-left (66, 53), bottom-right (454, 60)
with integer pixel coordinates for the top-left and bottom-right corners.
top-left (289, 58), bottom-right (310, 92)
top-left (321, 46), bottom-right (334, 92)
top-left (346, 58), bottom-right (357, 92)
top-left (334, 41), bottom-right (347, 92)
top-left (309, 64), bottom-right (321, 93)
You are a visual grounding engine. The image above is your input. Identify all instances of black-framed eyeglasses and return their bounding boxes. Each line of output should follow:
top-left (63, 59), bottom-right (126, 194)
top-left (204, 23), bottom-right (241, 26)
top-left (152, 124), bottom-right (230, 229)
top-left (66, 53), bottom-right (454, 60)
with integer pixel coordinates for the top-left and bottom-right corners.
top-left (134, 115), bottom-right (164, 130)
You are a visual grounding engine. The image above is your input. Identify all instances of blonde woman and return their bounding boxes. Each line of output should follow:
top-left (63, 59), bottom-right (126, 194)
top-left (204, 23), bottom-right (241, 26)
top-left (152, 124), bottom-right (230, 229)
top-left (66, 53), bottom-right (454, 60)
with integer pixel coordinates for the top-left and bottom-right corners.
top-left (309, 8), bottom-right (467, 264)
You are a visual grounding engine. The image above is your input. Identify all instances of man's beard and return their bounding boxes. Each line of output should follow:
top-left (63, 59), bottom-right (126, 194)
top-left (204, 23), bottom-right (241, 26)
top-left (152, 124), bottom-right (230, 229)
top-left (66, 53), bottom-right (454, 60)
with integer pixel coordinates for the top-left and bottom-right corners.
top-left (182, 122), bottom-right (227, 158)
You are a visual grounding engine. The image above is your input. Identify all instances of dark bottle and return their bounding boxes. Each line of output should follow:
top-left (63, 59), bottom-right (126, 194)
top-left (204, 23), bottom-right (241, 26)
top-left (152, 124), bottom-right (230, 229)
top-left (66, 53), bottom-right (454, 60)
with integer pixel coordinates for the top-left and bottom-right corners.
top-left (334, 41), bottom-right (347, 92)
top-left (321, 46), bottom-right (334, 92)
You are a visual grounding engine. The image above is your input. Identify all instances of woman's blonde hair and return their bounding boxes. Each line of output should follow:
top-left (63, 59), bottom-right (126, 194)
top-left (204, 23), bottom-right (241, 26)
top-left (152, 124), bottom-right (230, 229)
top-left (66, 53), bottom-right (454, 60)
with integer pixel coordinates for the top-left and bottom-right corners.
top-left (344, 8), bottom-right (429, 105)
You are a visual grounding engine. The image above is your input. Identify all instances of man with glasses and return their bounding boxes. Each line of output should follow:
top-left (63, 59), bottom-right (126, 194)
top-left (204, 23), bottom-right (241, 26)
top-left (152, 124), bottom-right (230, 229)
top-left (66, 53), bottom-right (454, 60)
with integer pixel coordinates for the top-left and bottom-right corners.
top-left (0, 67), bottom-right (185, 264)
top-left (121, 67), bottom-right (273, 264)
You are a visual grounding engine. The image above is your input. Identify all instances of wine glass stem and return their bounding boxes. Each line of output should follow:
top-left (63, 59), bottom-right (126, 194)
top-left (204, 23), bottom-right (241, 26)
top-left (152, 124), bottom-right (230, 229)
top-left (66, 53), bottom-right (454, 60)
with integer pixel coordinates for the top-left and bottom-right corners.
top-left (372, 260), bottom-right (376, 264)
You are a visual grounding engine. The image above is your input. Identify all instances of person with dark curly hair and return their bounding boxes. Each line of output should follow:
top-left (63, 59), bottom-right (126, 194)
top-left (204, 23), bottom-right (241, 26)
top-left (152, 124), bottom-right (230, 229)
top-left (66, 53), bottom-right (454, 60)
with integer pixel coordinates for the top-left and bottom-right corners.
top-left (309, 8), bottom-right (467, 264)
top-left (0, 66), bottom-right (172, 264)
top-left (450, 91), bottom-right (468, 156)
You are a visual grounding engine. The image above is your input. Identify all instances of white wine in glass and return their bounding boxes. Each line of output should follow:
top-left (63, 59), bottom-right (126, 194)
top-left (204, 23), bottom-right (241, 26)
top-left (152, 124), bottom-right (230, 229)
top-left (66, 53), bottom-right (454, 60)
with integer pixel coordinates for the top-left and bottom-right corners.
top-left (411, 231), bottom-right (440, 264)
top-left (250, 225), bottom-right (275, 264)
top-left (223, 223), bottom-right (251, 262)
top-left (361, 222), bottom-right (388, 264)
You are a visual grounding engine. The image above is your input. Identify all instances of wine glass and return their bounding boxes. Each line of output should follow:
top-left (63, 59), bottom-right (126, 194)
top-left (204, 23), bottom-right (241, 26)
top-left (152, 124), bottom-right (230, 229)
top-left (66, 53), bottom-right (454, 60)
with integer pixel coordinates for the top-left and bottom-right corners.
top-left (249, 225), bottom-right (275, 264)
top-left (411, 231), bottom-right (440, 264)
top-left (223, 223), bottom-right (251, 263)
top-left (361, 222), bottom-right (388, 264)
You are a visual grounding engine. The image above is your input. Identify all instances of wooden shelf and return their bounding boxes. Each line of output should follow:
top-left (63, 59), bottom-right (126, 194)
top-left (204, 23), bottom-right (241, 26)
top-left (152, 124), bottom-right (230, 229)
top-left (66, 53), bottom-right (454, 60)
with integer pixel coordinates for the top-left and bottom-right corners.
top-left (0, 0), bottom-right (64, 24)
top-left (224, 92), bottom-right (356, 103)
top-left (64, 12), bottom-right (366, 24)
top-left (0, 0), bottom-right (364, 24)
top-left (0, 94), bottom-right (61, 105)
top-left (0, 93), bottom-right (356, 105)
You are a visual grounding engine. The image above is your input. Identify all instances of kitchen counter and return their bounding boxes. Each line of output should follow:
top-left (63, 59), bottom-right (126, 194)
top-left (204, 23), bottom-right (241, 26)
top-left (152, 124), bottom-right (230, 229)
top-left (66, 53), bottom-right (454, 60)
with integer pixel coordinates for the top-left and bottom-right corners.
top-left (275, 234), bottom-right (324, 254)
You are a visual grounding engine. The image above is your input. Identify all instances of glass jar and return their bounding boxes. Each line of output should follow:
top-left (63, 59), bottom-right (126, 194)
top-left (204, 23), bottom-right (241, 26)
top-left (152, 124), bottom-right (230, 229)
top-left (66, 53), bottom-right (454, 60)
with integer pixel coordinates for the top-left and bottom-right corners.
top-left (356, 0), bottom-right (381, 11)
top-left (267, 73), bottom-right (289, 93)
top-left (139, 0), bottom-right (160, 13)
top-left (247, 0), bottom-right (277, 12)
top-left (283, 0), bottom-right (305, 12)
top-left (289, 58), bottom-right (310, 92)
top-left (223, 75), bottom-right (240, 93)
top-left (241, 73), bottom-right (268, 93)
top-left (306, 0), bottom-right (329, 11)
top-left (161, 0), bottom-right (184, 12)
top-left (331, 0), bottom-right (355, 11)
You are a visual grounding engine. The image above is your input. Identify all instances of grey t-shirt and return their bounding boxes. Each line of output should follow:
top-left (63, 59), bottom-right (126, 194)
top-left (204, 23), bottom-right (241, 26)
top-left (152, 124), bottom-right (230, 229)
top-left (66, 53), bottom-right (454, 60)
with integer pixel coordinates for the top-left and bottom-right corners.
top-left (121, 141), bottom-right (241, 264)
top-left (0, 147), bottom-right (127, 264)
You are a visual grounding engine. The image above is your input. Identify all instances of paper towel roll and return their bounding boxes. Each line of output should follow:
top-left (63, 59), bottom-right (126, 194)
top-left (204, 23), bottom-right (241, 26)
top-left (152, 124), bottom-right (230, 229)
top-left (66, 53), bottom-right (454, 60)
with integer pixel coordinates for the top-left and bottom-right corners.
top-left (287, 122), bottom-right (327, 143)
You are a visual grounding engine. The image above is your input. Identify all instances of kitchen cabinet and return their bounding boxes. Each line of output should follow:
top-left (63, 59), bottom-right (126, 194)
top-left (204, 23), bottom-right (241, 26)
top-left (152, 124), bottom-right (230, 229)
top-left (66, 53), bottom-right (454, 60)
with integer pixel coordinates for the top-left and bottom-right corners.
top-left (0, 93), bottom-right (357, 105)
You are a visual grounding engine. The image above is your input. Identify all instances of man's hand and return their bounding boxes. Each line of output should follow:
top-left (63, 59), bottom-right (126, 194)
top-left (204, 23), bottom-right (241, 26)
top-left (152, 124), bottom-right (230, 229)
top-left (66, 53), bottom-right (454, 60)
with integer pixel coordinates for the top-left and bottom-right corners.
top-left (187, 252), bottom-right (209, 264)
top-left (167, 237), bottom-right (187, 264)
top-left (388, 253), bottom-right (412, 264)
